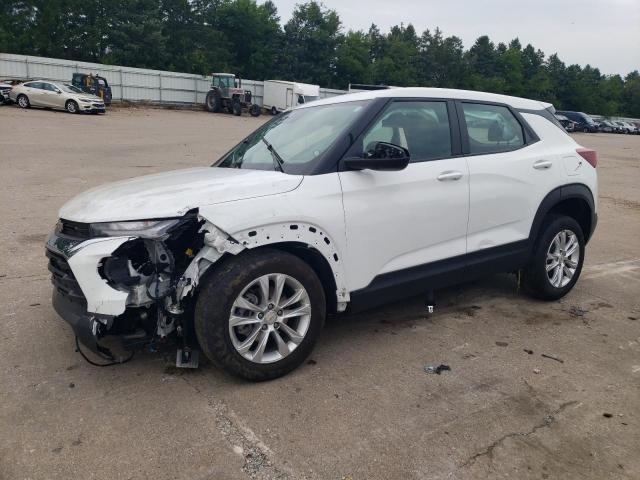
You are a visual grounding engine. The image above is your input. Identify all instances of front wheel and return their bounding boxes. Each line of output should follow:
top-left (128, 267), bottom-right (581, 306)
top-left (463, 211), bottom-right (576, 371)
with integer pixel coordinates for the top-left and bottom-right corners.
top-left (249, 104), bottom-right (261, 117)
top-left (66, 100), bottom-right (79, 114)
top-left (522, 215), bottom-right (585, 300)
top-left (17, 94), bottom-right (30, 108)
top-left (194, 249), bottom-right (326, 381)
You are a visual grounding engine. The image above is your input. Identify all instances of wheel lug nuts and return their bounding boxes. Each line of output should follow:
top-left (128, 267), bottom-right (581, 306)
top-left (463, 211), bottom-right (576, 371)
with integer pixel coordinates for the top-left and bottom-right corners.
top-left (261, 324), bottom-right (268, 331)
top-left (258, 313), bottom-right (264, 319)
top-left (268, 303), bottom-right (274, 310)
top-left (277, 310), bottom-right (283, 316)
top-left (274, 322), bottom-right (280, 329)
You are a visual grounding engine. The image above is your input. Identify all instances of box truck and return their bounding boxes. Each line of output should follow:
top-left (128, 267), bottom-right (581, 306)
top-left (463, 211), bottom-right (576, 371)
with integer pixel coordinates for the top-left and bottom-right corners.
top-left (263, 80), bottom-right (320, 115)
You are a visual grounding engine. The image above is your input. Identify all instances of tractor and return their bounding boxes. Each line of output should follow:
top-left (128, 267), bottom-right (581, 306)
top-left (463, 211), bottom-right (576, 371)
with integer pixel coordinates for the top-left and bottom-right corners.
top-left (72, 73), bottom-right (112, 105)
top-left (205, 73), bottom-right (260, 116)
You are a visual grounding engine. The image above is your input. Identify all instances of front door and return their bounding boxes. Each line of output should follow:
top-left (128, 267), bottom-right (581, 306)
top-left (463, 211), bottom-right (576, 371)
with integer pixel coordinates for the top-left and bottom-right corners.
top-left (339, 99), bottom-right (470, 291)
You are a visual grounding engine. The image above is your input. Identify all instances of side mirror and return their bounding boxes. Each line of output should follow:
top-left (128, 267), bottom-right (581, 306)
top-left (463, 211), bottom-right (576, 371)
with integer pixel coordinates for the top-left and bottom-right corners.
top-left (343, 142), bottom-right (410, 171)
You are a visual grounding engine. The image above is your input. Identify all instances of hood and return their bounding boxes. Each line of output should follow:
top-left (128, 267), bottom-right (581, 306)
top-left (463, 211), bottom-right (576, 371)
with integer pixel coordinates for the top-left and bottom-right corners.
top-left (59, 167), bottom-right (303, 223)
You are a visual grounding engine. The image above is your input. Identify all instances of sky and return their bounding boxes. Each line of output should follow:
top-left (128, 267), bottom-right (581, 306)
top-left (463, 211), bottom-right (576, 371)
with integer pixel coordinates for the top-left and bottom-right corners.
top-left (273, 0), bottom-right (640, 76)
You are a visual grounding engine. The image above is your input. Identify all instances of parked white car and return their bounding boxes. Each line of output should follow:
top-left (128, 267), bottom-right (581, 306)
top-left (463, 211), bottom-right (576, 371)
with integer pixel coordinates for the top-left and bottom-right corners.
top-left (0, 82), bottom-right (12, 104)
top-left (46, 87), bottom-right (598, 380)
top-left (10, 80), bottom-right (105, 113)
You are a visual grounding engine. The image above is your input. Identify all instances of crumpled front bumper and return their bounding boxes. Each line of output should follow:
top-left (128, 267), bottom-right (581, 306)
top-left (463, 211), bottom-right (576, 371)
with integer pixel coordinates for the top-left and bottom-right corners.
top-left (46, 231), bottom-right (134, 356)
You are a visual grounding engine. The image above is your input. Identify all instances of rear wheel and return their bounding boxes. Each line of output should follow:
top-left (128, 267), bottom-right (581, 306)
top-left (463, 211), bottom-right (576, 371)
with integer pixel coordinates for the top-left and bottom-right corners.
top-left (522, 215), bottom-right (585, 300)
top-left (205, 90), bottom-right (221, 113)
top-left (17, 94), bottom-right (30, 108)
top-left (583, 127), bottom-right (589, 133)
top-left (271, 106), bottom-right (278, 115)
top-left (232, 98), bottom-right (242, 116)
top-left (65, 100), bottom-right (79, 114)
top-left (194, 249), bottom-right (326, 381)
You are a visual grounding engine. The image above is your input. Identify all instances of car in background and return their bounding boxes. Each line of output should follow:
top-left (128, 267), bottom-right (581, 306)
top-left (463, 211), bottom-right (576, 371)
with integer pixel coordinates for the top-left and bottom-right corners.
top-left (598, 120), bottom-right (618, 133)
top-left (9, 80), bottom-right (106, 114)
top-left (616, 121), bottom-right (638, 134)
top-left (554, 114), bottom-right (576, 132)
top-left (556, 111), bottom-right (599, 133)
top-left (0, 82), bottom-right (12, 104)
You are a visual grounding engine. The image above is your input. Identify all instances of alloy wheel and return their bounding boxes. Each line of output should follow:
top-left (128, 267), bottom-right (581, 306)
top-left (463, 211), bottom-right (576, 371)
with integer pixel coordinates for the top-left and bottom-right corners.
top-left (546, 229), bottom-right (580, 288)
top-left (228, 273), bottom-right (311, 364)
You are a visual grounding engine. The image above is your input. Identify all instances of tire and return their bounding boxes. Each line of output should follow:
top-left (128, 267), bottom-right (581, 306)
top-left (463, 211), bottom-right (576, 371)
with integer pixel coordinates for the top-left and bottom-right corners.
top-left (194, 249), bottom-right (326, 381)
top-left (17, 94), bottom-right (30, 109)
top-left (583, 127), bottom-right (589, 133)
top-left (271, 106), bottom-right (278, 115)
top-left (232, 98), bottom-right (242, 116)
top-left (66, 100), bottom-right (79, 114)
top-left (249, 104), bottom-right (261, 117)
top-left (522, 215), bottom-right (585, 301)
top-left (205, 90), bottom-right (221, 113)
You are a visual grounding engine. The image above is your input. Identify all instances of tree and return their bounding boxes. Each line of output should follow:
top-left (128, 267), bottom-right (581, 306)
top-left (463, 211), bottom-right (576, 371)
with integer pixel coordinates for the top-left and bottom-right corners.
top-left (335, 30), bottom-right (372, 87)
top-left (280, 1), bottom-right (341, 87)
top-left (0, 0), bottom-right (635, 116)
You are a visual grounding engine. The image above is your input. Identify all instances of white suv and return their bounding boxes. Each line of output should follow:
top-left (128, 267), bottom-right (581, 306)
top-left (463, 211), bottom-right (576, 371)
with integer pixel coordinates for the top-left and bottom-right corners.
top-left (46, 88), bottom-right (598, 380)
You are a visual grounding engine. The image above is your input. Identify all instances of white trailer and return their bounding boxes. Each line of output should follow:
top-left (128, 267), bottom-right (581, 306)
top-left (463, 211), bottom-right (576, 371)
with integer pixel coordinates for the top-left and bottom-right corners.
top-left (263, 80), bottom-right (320, 114)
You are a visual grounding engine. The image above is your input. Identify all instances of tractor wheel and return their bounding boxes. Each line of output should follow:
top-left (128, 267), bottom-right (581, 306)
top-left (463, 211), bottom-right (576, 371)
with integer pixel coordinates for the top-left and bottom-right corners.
top-left (249, 104), bottom-right (261, 117)
top-left (232, 98), bottom-right (242, 116)
top-left (206, 90), bottom-right (222, 113)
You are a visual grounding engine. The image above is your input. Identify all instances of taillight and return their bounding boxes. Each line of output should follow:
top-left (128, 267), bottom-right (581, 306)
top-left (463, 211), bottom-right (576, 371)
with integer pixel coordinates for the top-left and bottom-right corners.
top-left (576, 148), bottom-right (597, 168)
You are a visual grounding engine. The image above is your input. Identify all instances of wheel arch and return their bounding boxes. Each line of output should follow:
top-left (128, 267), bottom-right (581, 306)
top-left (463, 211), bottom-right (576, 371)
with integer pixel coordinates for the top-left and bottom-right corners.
top-left (232, 222), bottom-right (349, 311)
top-left (529, 183), bottom-right (596, 246)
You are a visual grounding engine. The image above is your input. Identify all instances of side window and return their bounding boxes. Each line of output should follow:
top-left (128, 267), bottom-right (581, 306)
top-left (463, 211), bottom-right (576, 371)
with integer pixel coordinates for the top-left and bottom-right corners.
top-left (24, 82), bottom-right (41, 89)
top-left (42, 83), bottom-right (57, 92)
top-left (362, 101), bottom-right (452, 162)
top-left (461, 103), bottom-right (524, 154)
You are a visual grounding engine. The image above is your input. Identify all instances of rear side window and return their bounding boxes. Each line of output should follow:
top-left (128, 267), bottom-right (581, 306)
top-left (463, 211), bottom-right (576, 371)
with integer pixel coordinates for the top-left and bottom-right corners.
top-left (462, 103), bottom-right (524, 154)
top-left (362, 101), bottom-right (452, 162)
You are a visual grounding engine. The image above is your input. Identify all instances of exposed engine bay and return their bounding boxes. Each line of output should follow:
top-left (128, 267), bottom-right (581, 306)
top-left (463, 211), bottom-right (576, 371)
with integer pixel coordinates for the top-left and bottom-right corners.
top-left (47, 210), bottom-right (246, 367)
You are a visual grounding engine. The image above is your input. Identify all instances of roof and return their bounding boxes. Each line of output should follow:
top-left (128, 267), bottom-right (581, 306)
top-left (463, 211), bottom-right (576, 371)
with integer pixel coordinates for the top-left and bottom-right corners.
top-left (212, 73), bottom-right (235, 77)
top-left (298, 87), bottom-right (552, 111)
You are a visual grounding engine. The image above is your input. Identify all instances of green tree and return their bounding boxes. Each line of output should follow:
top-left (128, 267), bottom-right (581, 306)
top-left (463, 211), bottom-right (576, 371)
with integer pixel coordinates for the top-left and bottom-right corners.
top-left (335, 30), bottom-right (372, 87)
top-left (280, 1), bottom-right (341, 87)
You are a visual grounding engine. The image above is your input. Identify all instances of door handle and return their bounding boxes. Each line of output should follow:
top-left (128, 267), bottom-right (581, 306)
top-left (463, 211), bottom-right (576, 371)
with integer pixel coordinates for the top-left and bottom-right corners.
top-left (437, 171), bottom-right (463, 181)
top-left (533, 160), bottom-right (552, 170)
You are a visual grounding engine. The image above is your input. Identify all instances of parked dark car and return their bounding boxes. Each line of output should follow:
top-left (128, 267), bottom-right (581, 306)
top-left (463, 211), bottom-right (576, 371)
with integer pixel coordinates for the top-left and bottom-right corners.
top-left (556, 111), bottom-right (599, 133)
top-left (554, 114), bottom-right (576, 132)
top-left (598, 120), bottom-right (618, 133)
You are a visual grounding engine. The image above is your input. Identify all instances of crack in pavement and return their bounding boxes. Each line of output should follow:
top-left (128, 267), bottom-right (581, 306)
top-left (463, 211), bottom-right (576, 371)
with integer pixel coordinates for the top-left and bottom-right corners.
top-left (459, 400), bottom-right (579, 470)
top-left (180, 375), bottom-right (295, 480)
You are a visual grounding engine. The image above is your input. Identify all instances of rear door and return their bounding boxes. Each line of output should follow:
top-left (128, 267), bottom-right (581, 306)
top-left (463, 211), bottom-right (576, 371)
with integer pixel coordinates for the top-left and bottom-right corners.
top-left (459, 101), bottom-right (562, 255)
top-left (339, 99), bottom-right (470, 291)
top-left (23, 82), bottom-right (45, 106)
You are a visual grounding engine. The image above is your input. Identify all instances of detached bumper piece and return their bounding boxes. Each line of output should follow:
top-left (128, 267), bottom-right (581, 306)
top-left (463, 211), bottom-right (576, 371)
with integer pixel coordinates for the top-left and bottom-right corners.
top-left (47, 249), bottom-right (126, 362)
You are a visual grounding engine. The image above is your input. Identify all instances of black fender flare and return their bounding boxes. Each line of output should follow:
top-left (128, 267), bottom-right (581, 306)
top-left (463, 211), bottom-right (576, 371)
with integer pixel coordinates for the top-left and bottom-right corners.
top-left (529, 183), bottom-right (596, 246)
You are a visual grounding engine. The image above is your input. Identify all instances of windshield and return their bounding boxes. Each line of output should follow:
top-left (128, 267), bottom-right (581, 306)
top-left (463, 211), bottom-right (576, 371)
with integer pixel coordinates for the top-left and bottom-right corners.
top-left (60, 84), bottom-right (84, 94)
top-left (216, 100), bottom-right (369, 174)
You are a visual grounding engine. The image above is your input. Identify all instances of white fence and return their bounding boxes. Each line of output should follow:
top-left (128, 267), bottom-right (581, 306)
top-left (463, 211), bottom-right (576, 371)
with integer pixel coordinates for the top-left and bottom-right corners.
top-left (0, 53), bottom-right (347, 106)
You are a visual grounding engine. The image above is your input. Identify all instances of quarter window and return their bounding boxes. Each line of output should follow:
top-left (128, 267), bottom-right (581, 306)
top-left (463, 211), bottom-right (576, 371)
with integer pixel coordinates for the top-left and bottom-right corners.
top-left (362, 101), bottom-right (452, 162)
top-left (461, 103), bottom-right (524, 154)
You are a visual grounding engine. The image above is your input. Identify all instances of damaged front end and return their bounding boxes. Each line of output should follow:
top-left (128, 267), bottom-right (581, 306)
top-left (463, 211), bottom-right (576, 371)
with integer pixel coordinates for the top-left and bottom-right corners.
top-left (46, 211), bottom-right (241, 366)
